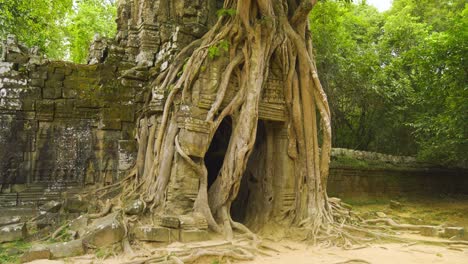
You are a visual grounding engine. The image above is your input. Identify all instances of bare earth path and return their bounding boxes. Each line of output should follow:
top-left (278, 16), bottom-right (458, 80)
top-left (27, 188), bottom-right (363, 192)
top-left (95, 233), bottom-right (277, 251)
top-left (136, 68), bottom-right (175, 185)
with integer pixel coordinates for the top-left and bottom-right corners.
top-left (241, 240), bottom-right (468, 264)
top-left (33, 239), bottom-right (467, 264)
top-left (22, 197), bottom-right (468, 264)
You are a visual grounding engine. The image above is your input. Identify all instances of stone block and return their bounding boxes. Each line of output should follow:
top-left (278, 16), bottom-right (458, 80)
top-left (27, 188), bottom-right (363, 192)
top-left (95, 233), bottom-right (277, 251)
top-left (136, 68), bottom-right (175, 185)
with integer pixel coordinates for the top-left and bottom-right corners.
top-left (179, 229), bottom-right (208, 243)
top-left (68, 215), bottom-right (89, 238)
top-left (74, 107), bottom-right (99, 119)
top-left (74, 97), bottom-right (102, 108)
top-left (121, 122), bottom-right (137, 138)
top-left (36, 100), bottom-right (55, 121)
top-left (134, 226), bottom-right (178, 242)
top-left (62, 87), bottom-right (77, 99)
top-left (64, 198), bottom-right (87, 213)
top-left (43, 86), bottom-right (62, 99)
top-left (119, 105), bottom-right (135, 122)
top-left (48, 239), bottom-right (85, 259)
top-left (161, 215), bottom-right (180, 229)
top-left (63, 77), bottom-right (95, 90)
top-left (0, 216), bottom-right (21, 227)
top-left (118, 140), bottom-right (137, 171)
top-left (179, 214), bottom-right (208, 230)
top-left (39, 200), bottom-right (62, 213)
top-left (30, 70), bottom-right (48, 79)
top-left (20, 245), bottom-right (51, 263)
top-left (0, 76), bottom-right (27, 88)
top-left (121, 78), bottom-right (144, 88)
top-left (0, 98), bottom-right (22, 110)
top-left (440, 227), bottom-right (464, 239)
top-left (49, 72), bottom-right (65, 82)
top-left (420, 226), bottom-right (438, 237)
top-left (98, 119), bottom-right (122, 130)
top-left (54, 100), bottom-right (75, 118)
top-left (0, 62), bottom-right (15, 73)
top-left (101, 107), bottom-right (122, 119)
top-left (82, 212), bottom-right (125, 247)
top-left (120, 67), bottom-right (148, 81)
top-left (21, 98), bottom-right (36, 111)
top-left (6, 53), bottom-right (29, 64)
top-left (36, 213), bottom-right (60, 229)
top-left (177, 129), bottom-right (210, 157)
top-left (0, 223), bottom-right (27, 242)
top-left (124, 200), bottom-right (144, 215)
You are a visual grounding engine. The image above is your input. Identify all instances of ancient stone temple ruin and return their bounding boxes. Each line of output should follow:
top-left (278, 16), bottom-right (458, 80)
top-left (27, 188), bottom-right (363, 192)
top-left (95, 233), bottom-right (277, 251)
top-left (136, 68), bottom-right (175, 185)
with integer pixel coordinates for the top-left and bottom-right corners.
top-left (1, 0), bottom-right (467, 251)
top-left (0, 0), bottom-right (302, 228)
top-left (0, 0), bottom-right (218, 197)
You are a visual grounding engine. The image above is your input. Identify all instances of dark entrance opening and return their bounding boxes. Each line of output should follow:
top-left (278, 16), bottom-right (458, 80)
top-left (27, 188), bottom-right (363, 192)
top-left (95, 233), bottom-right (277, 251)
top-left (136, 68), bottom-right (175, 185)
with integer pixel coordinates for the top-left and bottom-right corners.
top-left (230, 121), bottom-right (267, 224)
top-left (205, 116), bottom-right (232, 189)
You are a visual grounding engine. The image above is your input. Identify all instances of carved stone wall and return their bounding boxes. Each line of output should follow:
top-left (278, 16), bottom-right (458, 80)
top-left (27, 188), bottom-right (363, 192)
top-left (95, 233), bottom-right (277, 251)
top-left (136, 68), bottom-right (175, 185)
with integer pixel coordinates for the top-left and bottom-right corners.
top-left (116, 0), bottom-right (222, 66)
top-left (0, 36), bottom-right (140, 190)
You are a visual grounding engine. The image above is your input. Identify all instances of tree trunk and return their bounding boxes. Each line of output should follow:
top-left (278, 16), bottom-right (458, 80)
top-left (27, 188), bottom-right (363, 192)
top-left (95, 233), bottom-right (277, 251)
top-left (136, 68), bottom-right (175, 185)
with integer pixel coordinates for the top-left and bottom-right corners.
top-left (117, 0), bottom-right (334, 239)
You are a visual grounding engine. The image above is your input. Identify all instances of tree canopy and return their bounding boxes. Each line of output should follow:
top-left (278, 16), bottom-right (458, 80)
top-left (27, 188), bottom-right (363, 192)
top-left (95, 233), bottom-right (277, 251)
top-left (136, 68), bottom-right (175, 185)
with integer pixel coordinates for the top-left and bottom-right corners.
top-left (310, 0), bottom-right (467, 166)
top-left (0, 0), bottom-right (116, 62)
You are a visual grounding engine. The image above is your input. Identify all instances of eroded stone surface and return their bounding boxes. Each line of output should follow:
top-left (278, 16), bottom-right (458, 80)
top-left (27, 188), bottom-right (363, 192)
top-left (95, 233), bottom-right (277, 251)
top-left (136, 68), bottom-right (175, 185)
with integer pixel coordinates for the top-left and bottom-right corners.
top-left (179, 229), bottom-right (208, 243)
top-left (20, 245), bottom-right (51, 263)
top-left (63, 198), bottom-right (87, 213)
top-left (0, 215), bottom-right (21, 226)
top-left (0, 222), bottom-right (27, 242)
top-left (39, 201), bottom-right (62, 213)
top-left (134, 225), bottom-right (178, 242)
top-left (124, 199), bottom-right (144, 215)
top-left (68, 215), bottom-right (89, 238)
top-left (48, 239), bottom-right (85, 259)
top-left (440, 227), bottom-right (465, 239)
top-left (82, 212), bottom-right (125, 247)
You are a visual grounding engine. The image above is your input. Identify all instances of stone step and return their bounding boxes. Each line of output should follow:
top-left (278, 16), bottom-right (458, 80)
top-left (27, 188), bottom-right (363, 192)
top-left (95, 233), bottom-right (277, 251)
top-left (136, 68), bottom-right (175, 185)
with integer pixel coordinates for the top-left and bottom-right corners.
top-left (0, 192), bottom-right (61, 207)
top-left (0, 194), bottom-right (18, 207)
top-left (0, 184), bottom-right (84, 207)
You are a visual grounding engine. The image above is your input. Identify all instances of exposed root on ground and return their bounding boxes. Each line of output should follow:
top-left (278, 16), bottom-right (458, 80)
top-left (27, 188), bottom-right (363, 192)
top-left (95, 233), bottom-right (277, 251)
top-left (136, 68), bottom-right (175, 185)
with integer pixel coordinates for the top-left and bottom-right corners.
top-left (333, 259), bottom-right (372, 264)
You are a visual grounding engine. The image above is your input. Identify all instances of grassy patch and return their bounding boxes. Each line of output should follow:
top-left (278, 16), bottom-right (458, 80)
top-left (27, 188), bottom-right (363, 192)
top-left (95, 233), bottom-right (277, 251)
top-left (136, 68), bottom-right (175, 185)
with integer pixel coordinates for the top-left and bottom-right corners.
top-left (342, 197), bottom-right (390, 206)
top-left (344, 195), bottom-right (468, 239)
top-left (94, 243), bottom-right (122, 260)
top-left (0, 240), bottom-right (31, 264)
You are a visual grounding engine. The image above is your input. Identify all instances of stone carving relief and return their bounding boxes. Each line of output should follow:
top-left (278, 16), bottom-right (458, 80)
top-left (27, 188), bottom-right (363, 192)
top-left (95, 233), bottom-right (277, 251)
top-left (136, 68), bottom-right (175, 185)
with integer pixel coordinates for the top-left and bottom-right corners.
top-left (0, 157), bottom-right (19, 193)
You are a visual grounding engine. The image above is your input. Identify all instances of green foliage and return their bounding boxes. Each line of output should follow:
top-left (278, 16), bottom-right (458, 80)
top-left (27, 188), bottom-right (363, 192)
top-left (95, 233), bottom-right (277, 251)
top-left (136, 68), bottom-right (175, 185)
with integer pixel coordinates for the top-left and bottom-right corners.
top-left (377, 0), bottom-right (467, 165)
top-left (216, 8), bottom-right (237, 17)
top-left (95, 247), bottom-right (112, 259)
top-left (66, 0), bottom-right (117, 63)
top-left (0, 240), bottom-right (31, 264)
top-left (0, 0), bottom-right (116, 62)
top-left (208, 40), bottom-right (229, 59)
top-left (0, 0), bottom-right (73, 59)
top-left (310, 0), bottom-right (467, 166)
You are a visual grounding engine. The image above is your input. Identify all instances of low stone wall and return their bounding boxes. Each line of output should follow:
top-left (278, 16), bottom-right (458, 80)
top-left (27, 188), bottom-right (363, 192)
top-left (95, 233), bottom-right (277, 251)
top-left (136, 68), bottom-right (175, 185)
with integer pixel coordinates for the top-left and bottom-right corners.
top-left (327, 149), bottom-right (468, 198)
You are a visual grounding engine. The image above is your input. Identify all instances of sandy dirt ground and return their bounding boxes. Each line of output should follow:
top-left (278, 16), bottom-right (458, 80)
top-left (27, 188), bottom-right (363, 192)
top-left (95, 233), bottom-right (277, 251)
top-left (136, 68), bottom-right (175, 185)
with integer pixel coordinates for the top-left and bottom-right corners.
top-left (21, 197), bottom-right (468, 264)
top-left (239, 240), bottom-right (468, 264)
top-left (26, 238), bottom-right (468, 264)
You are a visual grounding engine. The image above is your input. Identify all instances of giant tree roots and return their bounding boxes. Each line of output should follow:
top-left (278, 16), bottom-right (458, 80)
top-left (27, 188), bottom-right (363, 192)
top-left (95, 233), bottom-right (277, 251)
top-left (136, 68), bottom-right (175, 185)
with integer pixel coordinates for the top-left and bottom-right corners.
top-left (82, 0), bottom-right (337, 241)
